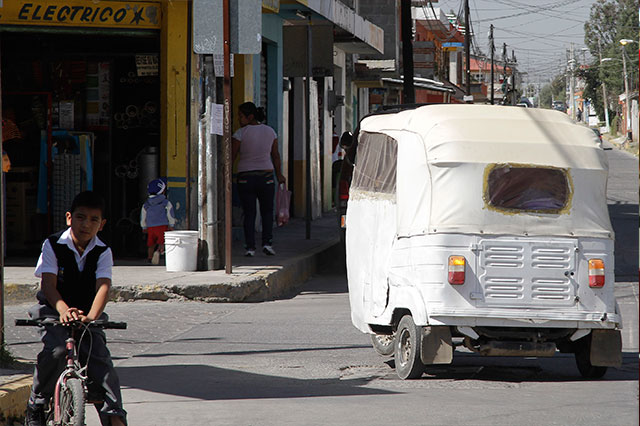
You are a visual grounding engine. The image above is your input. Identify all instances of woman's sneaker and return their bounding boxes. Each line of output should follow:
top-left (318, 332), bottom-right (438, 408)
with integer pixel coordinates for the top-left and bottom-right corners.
top-left (245, 249), bottom-right (255, 257)
top-left (263, 245), bottom-right (276, 256)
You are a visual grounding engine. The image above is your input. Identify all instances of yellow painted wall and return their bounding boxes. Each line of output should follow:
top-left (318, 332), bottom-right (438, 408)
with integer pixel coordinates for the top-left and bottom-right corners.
top-left (231, 55), bottom-right (254, 131)
top-left (160, 0), bottom-right (188, 187)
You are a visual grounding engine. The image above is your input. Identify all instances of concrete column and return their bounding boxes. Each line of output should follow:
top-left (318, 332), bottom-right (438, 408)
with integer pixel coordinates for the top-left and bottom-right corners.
top-left (322, 77), bottom-right (333, 212)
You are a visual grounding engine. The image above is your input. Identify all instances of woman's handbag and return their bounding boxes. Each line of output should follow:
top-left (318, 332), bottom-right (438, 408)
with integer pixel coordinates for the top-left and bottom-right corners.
top-left (276, 183), bottom-right (291, 226)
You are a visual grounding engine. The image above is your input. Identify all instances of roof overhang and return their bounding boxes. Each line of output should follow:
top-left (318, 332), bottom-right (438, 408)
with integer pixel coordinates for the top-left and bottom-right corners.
top-left (280, 0), bottom-right (384, 54)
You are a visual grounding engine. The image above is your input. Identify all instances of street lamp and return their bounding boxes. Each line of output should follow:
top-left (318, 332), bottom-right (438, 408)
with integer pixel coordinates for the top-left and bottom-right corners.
top-left (619, 39), bottom-right (635, 140)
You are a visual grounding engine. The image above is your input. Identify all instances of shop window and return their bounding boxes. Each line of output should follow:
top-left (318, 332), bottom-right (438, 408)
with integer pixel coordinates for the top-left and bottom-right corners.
top-left (485, 164), bottom-right (570, 213)
top-left (351, 132), bottom-right (397, 194)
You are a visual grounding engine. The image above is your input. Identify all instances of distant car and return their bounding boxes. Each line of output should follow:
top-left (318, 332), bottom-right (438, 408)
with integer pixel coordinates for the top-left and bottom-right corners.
top-left (552, 101), bottom-right (566, 112)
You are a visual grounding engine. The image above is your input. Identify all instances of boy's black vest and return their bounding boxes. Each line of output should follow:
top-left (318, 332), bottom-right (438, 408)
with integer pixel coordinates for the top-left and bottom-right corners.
top-left (36, 230), bottom-right (108, 314)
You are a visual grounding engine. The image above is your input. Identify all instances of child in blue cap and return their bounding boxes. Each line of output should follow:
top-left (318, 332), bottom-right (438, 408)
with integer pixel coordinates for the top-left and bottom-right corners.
top-left (140, 179), bottom-right (176, 264)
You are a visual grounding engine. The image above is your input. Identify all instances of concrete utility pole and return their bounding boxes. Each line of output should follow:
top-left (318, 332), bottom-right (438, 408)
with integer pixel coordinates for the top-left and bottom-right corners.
top-left (489, 24), bottom-right (495, 104)
top-left (569, 43), bottom-right (576, 120)
top-left (0, 37), bottom-right (4, 347)
top-left (620, 39), bottom-right (632, 139)
top-left (400, 0), bottom-right (414, 103)
top-left (597, 40), bottom-right (611, 133)
top-left (306, 15), bottom-right (312, 239)
top-left (223, 0), bottom-right (232, 273)
top-left (464, 0), bottom-right (471, 97)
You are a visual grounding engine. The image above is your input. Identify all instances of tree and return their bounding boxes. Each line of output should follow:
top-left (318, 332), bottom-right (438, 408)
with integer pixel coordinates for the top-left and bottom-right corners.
top-left (583, 0), bottom-right (638, 123)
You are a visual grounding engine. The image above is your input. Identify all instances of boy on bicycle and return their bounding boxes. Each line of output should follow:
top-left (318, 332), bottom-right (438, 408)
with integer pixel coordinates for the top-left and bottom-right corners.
top-left (25, 191), bottom-right (127, 426)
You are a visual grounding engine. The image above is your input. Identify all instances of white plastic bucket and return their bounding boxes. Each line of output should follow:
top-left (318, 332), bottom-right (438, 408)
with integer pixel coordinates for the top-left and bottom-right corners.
top-left (164, 231), bottom-right (198, 272)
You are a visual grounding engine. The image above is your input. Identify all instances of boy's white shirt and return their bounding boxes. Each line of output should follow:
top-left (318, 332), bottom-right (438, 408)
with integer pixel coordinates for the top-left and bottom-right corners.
top-left (34, 228), bottom-right (113, 280)
top-left (139, 194), bottom-right (177, 229)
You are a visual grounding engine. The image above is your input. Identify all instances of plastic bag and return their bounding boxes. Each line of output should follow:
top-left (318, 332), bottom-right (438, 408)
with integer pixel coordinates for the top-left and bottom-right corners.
top-left (276, 183), bottom-right (291, 227)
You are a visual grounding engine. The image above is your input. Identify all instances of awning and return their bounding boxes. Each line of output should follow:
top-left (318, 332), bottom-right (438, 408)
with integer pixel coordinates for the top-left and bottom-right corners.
top-left (279, 0), bottom-right (384, 54)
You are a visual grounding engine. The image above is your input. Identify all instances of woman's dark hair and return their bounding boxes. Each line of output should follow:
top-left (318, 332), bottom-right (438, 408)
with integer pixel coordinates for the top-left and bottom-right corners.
top-left (238, 102), bottom-right (266, 123)
top-left (70, 191), bottom-right (106, 218)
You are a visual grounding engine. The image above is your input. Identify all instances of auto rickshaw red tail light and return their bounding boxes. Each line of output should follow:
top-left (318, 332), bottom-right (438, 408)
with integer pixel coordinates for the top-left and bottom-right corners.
top-left (588, 259), bottom-right (605, 287)
top-left (448, 256), bottom-right (466, 285)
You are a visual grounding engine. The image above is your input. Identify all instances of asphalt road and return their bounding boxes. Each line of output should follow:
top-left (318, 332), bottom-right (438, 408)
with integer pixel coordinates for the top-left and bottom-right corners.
top-left (5, 267), bottom-right (638, 426)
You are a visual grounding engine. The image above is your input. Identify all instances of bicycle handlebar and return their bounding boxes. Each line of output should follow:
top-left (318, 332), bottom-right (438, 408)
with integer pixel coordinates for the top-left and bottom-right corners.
top-left (15, 319), bottom-right (127, 330)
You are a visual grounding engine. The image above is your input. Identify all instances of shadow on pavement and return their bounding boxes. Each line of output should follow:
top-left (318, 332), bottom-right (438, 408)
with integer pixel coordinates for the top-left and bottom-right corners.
top-left (608, 203), bottom-right (639, 280)
top-left (380, 351), bottom-right (639, 384)
top-left (129, 344), bottom-right (370, 359)
top-left (119, 363), bottom-right (396, 400)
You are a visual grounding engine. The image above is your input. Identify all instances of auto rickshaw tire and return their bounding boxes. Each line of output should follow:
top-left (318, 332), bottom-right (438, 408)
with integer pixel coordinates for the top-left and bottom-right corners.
top-left (575, 343), bottom-right (608, 379)
top-left (371, 333), bottom-right (395, 357)
top-left (394, 315), bottom-right (425, 379)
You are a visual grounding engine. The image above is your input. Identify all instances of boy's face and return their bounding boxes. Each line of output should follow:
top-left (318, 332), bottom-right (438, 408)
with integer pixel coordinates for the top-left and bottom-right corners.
top-left (66, 206), bottom-right (106, 247)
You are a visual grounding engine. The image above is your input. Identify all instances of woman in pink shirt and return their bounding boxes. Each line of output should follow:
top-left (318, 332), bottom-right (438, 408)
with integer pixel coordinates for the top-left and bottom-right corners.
top-left (232, 102), bottom-right (285, 257)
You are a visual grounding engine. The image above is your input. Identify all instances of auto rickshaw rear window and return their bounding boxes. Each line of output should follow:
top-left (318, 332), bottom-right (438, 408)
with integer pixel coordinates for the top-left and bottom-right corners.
top-left (486, 165), bottom-right (570, 213)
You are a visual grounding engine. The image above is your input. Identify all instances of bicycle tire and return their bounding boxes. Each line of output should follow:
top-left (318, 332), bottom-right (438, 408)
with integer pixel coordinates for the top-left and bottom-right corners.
top-left (60, 378), bottom-right (85, 426)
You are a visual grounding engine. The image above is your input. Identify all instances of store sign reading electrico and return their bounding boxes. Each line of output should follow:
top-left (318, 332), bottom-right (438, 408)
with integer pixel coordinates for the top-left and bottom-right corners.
top-left (1, 1), bottom-right (161, 29)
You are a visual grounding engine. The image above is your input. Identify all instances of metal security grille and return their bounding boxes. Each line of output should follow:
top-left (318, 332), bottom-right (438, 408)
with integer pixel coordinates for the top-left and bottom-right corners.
top-left (53, 154), bottom-right (81, 232)
top-left (477, 238), bottom-right (576, 307)
top-left (260, 44), bottom-right (267, 113)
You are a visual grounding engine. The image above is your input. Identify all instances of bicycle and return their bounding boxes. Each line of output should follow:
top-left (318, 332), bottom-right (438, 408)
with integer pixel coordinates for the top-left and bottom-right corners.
top-left (16, 318), bottom-right (127, 426)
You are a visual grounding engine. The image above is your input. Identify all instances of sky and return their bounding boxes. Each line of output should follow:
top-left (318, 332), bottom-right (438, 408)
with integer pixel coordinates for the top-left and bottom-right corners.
top-left (429, 0), bottom-right (598, 85)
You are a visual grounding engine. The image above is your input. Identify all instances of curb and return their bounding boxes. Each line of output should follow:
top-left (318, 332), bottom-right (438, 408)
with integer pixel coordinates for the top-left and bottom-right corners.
top-left (0, 375), bottom-right (31, 422)
top-left (110, 238), bottom-right (340, 303)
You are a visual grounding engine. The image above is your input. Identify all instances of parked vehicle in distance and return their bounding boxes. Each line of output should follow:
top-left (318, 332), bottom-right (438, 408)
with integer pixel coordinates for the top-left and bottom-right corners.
top-left (344, 104), bottom-right (622, 380)
top-left (552, 100), bottom-right (567, 112)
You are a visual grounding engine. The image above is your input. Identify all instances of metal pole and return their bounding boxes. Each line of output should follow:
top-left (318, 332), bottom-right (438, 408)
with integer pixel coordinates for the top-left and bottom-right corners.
top-left (464, 0), bottom-right (471, 97)
top-left (621, 44), bottom-right (630, 138)
top-left (305, 16), bottom-right (312, 239)
top-left (223, 0), bottom-right (232, 273)
top-left (490, 24), bottom-right (494, 105)
top-left (400, 0), bottom-right (414, 103)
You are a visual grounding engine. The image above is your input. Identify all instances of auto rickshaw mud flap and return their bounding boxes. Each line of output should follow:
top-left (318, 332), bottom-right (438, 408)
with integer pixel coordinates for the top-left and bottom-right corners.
top-left (420, 326), bottom-right (453, 365)
top-left (590, 329), bottom-right (622, 367)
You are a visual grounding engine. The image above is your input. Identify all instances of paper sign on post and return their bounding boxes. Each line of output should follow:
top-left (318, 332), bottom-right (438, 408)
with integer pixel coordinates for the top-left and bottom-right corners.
top-left (211, 103), bottom-right (224, 136)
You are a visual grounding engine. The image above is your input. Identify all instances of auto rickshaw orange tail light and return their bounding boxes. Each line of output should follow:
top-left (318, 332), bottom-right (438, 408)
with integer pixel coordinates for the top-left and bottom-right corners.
top-left (448, 256), bottom-right (466, 285)
top-left (588, 259), bottom-right (605, 287)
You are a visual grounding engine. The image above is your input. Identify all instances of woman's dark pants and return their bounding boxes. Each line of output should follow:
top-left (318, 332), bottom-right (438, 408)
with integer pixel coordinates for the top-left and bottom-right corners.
top-left (237, 171), bottom-right (275, 250)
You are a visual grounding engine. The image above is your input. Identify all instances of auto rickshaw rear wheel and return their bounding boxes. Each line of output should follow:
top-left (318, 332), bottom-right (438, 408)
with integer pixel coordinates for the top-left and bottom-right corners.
top-left (574, 339), bottom-right (608, 379)
top-left (394, 315), bottom-right (425, 379)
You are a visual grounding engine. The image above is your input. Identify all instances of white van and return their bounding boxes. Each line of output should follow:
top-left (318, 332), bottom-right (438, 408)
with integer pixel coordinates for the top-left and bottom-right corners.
top-left (344, 104), bottom-right (622, 379)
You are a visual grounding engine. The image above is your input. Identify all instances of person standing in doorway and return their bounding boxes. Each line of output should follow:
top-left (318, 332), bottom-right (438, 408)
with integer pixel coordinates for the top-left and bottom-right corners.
top-left (140, 178), bottom-right (176, 264)
top-left (232, 102), bottom-right (285, 257)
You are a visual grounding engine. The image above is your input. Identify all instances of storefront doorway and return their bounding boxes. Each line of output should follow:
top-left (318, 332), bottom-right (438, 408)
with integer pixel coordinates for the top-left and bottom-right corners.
top-left (1, 30), bottom-right (160, 257)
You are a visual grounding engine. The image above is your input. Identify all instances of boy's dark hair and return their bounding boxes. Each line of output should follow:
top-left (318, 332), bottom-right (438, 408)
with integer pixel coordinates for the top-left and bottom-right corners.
top-left (70, 191), bottom-right (106, 218)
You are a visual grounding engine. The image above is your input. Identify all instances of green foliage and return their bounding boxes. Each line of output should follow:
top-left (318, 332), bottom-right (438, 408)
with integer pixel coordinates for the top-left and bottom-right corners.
top-left (583, 0), bottom-right (638, 115)
top-left (0, 343), bottom-right (16, 368)
top-left (611, 114), bottom-right (620, 136)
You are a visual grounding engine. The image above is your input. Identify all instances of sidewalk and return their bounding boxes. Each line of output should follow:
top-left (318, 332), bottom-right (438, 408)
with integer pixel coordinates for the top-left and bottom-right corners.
top-left (0, 213), bottom-right (341, 422)
top-left (4, 213), bottom-right (341, 305)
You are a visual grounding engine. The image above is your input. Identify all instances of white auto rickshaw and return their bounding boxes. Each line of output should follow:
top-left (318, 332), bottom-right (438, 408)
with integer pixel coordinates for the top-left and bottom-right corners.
top-left (344, 104), bottom-right (622, 379)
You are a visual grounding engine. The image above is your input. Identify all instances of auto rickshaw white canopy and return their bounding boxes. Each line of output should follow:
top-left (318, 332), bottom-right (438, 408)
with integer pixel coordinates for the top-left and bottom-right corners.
top-left (356, 104), bottom-right (613, 239)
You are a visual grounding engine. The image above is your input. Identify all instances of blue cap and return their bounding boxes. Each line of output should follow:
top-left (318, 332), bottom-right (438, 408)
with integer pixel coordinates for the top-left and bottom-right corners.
top-left (147, 179), bottom-right (166, 195)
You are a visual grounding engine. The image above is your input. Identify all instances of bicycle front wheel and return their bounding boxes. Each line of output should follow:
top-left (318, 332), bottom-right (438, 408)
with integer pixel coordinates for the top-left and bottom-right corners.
top-left (60, 378), bottom-right (85, 426)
